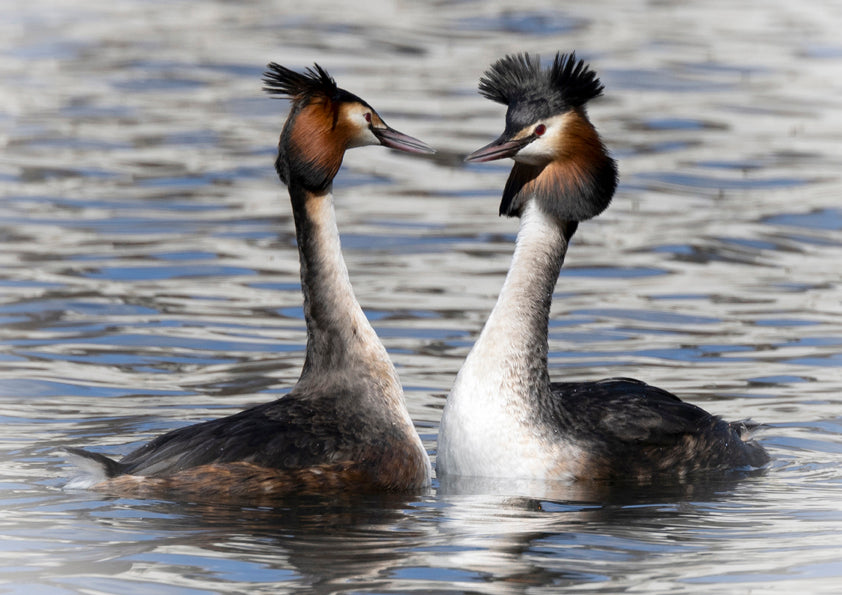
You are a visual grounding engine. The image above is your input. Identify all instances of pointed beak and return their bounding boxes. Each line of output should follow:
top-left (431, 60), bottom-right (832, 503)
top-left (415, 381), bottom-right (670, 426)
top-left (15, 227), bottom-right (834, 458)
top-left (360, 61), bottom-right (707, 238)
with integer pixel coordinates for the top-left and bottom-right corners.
top-left (464, 134), bottom-right (534, 163)
top-left (372, 125), bottom-right (435, 154)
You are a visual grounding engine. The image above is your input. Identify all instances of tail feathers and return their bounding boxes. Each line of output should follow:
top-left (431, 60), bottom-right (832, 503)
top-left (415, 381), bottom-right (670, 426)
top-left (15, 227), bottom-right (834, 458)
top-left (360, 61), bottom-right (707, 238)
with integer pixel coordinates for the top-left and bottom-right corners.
top-left (63, 447), bottom-right (125, 489)
top-left (730, 419), bottom-right (765, 439)
top-left (727, 420), bottom-right (770, 468)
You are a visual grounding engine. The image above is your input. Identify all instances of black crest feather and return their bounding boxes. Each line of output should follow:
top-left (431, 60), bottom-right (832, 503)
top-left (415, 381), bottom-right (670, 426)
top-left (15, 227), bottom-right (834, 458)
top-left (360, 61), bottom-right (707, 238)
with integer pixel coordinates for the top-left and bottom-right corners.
top-left (262, 62), bottom-right (340, 102)
top-left (478, 52), bottom-right (604, 114)
top-left (476, 52), bottom-right (617, 222)
top-left (262, 62), bottom-right (362, 192)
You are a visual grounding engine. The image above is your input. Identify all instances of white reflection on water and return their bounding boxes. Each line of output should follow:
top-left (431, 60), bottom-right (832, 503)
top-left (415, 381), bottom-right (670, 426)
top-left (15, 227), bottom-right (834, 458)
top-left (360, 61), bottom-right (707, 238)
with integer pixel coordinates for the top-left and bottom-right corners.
top-left (2, 0), bottom-right (842, 592)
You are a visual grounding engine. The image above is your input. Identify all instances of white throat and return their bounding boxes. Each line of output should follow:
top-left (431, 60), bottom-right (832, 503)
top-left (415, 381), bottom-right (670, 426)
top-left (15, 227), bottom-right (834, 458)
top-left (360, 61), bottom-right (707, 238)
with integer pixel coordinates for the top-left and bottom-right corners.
top-left (293, 189), bottom-right (431, 484)
top-left (438, 201), bottom-right (572, 479)
top-left (294, 190), bottom-right (397, 391)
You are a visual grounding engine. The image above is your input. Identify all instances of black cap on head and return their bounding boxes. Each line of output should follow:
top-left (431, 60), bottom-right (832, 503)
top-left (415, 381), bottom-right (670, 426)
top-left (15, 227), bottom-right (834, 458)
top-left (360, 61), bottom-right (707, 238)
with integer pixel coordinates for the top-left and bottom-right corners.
top-left (478, 52), bottom-right (604, 111)
top-left (471, 52), bottom-right (617, 223)
top-left (263, 62), bottom-right (366, 106)
top-left (478, 52), bottom-right (604, 133)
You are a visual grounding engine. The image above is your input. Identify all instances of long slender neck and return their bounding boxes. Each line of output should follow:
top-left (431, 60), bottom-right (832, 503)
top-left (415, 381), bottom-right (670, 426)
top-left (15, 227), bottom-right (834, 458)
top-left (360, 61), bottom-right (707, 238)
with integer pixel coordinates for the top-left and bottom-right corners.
top-left (288, 183), bottom-right (396, 386)
top-left (459, 201), bottom-right (569, 404)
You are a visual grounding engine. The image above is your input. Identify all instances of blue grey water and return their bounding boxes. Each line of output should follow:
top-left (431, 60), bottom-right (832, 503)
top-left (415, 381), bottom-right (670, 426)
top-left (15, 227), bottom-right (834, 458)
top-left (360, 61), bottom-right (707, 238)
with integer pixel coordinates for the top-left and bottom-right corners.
top-left (2, 0), bottom-right (842, 592)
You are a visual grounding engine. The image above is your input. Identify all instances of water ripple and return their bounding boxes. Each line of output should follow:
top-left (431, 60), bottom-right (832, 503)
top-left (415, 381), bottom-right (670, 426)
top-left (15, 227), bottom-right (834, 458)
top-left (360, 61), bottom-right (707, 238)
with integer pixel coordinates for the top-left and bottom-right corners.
top-left (2, 0), bottom-right (842, 593)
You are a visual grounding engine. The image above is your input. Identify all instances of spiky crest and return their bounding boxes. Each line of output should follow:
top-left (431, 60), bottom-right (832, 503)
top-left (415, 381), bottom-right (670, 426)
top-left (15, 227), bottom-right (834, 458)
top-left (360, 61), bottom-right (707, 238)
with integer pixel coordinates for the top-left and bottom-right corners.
top-left (478, 52), bottom-right (604, 114)
top-left (262, 62), bottom-right (340, 103)
top-left (475, 52), bottom-right (617, 222)
top-left (262, 62), bottom-right (364, 192)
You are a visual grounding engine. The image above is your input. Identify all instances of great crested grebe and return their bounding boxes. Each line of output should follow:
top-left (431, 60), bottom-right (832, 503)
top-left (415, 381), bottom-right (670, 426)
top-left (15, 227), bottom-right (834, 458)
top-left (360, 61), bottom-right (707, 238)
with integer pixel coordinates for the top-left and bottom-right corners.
top-left (65, 63), bottom-right (434, 500)
top-left (437, 52), bottom-right (768, 482)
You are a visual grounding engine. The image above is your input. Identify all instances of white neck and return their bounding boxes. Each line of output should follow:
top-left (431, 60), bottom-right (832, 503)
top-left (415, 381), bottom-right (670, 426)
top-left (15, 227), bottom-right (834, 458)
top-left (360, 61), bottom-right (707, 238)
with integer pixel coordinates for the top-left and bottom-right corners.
top-left (292, 188), bottom-right (398, 391)
top-left (459, 202), bottom-right (565, 402)
top-left (289, 185), bottom-right (431, 485)
top-left (438, 201), bottom-right (569, 478)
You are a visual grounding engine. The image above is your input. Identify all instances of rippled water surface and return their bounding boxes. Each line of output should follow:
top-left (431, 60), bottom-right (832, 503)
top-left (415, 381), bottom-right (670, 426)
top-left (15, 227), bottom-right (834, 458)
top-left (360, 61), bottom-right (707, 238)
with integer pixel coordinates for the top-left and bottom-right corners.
top-left (2, 0), bottom-right (842, 592)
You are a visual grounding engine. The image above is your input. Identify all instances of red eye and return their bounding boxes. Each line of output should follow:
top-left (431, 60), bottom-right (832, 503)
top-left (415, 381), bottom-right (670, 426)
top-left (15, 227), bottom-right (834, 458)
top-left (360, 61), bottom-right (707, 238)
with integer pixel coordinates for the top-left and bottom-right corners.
top-left (534, 124), bottom-right (546, 136)
top-left (364, 112), bottom-right (372, 123)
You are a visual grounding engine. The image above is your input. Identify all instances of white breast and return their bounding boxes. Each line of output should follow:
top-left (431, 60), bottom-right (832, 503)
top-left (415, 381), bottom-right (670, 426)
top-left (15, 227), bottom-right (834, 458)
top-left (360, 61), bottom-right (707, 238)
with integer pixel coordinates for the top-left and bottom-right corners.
top-left (436, 203), bottom-right (581, 481)
top-left (437, 354), bottom-right (580, 481)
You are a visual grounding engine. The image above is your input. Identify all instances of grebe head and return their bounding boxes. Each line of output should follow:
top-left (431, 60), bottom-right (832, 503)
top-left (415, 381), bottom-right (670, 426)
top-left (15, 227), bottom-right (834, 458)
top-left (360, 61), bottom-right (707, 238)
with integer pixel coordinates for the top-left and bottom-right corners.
top-left (465, 52), bottom-right (617, 222)
top-left (263, 62), bottom-right (434, 192)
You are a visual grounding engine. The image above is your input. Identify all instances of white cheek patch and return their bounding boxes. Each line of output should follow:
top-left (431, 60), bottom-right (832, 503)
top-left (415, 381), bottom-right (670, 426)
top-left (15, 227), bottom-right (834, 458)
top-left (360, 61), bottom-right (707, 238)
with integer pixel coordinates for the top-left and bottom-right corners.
top-left (339, 105), bottom-right (381, 149)
top-left (514, 139), bottom-right (555, 165)
top-left (348, 126), bottom-right (379, 149)
top-left (512, 113), bottom-right (570, 165)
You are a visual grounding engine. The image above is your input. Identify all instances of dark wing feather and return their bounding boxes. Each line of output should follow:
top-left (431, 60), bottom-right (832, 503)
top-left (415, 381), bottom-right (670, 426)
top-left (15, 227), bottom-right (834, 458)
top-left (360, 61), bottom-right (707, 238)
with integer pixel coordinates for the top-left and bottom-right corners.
top-left (547, 378), bottom-right (768, 473)
top-left (549, 378), bottom-right (718, 445)
top-left (118, 392), bottom-right (359, 477)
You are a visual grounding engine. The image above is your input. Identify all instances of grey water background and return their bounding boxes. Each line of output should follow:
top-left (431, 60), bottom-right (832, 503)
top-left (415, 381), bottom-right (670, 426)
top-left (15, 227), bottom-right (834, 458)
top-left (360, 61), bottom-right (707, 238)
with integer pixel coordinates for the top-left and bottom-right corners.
top-left (2, 0), bottom-right (842, 592)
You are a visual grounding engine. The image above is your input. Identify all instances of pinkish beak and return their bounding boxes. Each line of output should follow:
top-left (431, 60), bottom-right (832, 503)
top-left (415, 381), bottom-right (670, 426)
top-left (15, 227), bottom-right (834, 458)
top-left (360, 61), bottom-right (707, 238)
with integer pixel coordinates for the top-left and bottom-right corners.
top-left (373, 125), bottom-right (435, 154)
top-left (465, 134), bottom-right (534, 163)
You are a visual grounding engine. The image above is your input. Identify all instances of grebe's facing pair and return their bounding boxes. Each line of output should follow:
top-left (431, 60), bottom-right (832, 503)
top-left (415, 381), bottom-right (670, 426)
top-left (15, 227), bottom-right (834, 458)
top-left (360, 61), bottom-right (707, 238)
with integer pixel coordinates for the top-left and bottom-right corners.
top-left (437, 52), bottom-right (768, 482)
top-left (65, 55), bottom-right (768, 501)
top-left (66, 63), bottom-right (434, 501)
